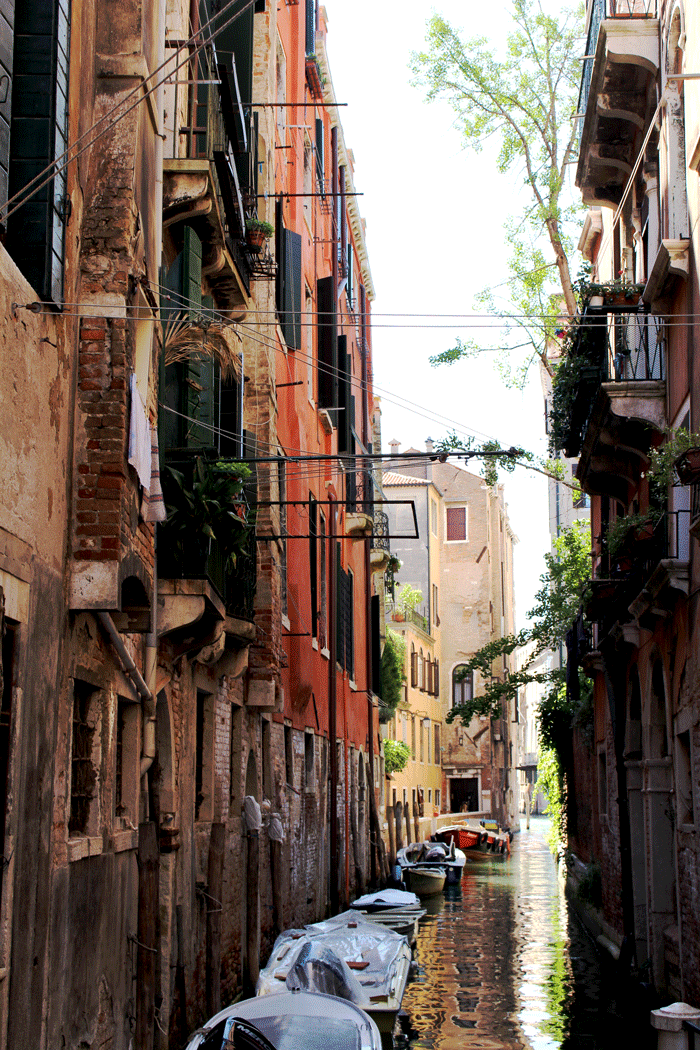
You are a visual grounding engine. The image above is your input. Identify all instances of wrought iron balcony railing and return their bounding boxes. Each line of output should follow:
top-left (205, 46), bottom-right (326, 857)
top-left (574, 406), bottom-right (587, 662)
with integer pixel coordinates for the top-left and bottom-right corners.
top-left (557, 307), bottom-right (665, 457)
top-left (589, 509), bottom-right (689, 632)
top-left (372, 509), bottom-right (390, 552)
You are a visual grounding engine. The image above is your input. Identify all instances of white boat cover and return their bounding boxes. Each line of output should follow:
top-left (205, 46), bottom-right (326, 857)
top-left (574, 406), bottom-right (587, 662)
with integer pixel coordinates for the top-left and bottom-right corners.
top-left (350, 888), bottom-right (419, 909)
top-left (257, 912), bottom-right (409, 1005)
top-left (184, 990), bottom-right (381, 1050)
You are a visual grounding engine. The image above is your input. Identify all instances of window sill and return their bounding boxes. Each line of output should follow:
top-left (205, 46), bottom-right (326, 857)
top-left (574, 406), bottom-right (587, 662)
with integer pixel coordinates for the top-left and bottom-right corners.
top-left (113, 828), bottom-right (139, 853)
top-left (67, 835), bottom-right (103, 863)
top-left (320, 647), bottom-right (330, 660)
top-left (349, 679), bottom-right (357, 691)
top-left (312, 638), bottom-right (319, 651)
top-left (282, 614), bottom-right (291, 631)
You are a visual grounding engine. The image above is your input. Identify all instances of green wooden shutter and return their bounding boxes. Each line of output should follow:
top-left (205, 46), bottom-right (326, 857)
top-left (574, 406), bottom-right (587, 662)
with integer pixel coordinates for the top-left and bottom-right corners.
top-left (0, 0), bottom-right (15, 213)
top-left (7, 0), bottom-right (70, 303)
top-left (317, 275), bottom-right (337, 409)
top-left (305, 0), bottom-right (315, 56)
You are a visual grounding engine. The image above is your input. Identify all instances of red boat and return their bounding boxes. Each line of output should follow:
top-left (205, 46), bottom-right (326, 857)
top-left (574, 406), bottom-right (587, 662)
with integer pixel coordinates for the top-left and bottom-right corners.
top-left (435, 821), bottom-right (510, 858)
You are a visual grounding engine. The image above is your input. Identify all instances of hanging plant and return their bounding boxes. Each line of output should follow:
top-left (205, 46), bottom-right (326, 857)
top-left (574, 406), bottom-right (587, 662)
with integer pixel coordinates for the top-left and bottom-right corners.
top-left (383, 740), bottom-right (412, 776)
top-left (160, 458), bottom-right (253, 573)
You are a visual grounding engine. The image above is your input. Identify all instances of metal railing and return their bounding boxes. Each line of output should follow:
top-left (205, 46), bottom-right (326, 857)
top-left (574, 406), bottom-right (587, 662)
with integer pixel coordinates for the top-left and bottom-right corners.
top-left (345, 466), bottom-right (375, 515)
top-left (593, 510), bottom-right (690, 579)
top-left (372, 509), bottom-right (391, 552)
top-left (566, 308), bottom-right (665, 455)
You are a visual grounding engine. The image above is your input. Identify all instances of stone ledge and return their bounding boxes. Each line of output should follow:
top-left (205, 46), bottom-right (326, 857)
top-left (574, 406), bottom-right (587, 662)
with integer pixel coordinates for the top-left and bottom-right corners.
top-left (112, 828), bottom-right (139, 853)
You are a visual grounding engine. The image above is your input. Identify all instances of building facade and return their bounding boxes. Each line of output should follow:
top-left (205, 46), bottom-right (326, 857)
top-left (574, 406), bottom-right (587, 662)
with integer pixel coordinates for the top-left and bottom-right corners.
top-left (554, 0), bottom-right (700, 1006)
top-left (0, 1), bottom-right (382, 1047)
top-left (383, 441), bottom-right (519, 830)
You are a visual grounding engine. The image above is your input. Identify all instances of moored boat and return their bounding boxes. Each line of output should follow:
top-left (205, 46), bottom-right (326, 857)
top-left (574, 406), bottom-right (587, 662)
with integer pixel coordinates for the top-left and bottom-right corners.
top-left (397, 839), bottom-right (466, 884)
top-left (184, 990), bottom-right (382, 1050)
top-left (402, 863), bottom-right (446, 896)
top-left (257, 911), bottom-right (412, 1034)
top-left (435, 820), bottom-right (511, 859)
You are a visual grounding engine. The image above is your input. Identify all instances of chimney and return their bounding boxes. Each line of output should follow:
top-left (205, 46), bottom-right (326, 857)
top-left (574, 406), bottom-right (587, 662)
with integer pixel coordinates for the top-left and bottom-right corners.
top-left (426, 437), bottom-right (434, 483)
top-left (388, 438), bottom-right (400, 468)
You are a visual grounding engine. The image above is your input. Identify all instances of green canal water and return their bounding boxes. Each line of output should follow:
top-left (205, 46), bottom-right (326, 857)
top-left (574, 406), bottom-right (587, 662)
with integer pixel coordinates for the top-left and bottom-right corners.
top-left (398, 816), bottom-right (653, 1050)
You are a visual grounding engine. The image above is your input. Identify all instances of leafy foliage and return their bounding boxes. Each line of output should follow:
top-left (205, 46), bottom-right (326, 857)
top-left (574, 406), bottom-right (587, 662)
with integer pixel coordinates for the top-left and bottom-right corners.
top-left (397, 584), bottom-right (423, 616)
top-left (412, 0), bottom-right (584, 385)
top-left (534, 744), bottom-right (567, 854)
top-left (379, 630), bottom-right (406, 723)
top-left (161, 458), bottom-right (253, 571)
top-left (383, 740), bottom-right (412, 776)
top-left (448, 520), bottom-right (591, 727)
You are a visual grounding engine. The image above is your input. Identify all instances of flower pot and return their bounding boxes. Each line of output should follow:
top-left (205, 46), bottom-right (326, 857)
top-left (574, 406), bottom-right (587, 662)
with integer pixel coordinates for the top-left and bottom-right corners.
top-left (674, 447), bottom-right (700, 485)
top-left (246, 228), bottom-right (267, 252)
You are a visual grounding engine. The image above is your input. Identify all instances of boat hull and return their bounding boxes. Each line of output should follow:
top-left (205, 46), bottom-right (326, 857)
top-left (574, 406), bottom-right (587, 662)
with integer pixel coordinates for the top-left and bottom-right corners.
top-left (402, 864), bottom-right (446, 896)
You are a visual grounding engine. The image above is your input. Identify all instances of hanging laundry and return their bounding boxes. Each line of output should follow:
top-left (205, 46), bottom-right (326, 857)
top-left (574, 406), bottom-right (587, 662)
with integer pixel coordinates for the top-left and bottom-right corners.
top-left (128, 372), bottom-right (151, 490)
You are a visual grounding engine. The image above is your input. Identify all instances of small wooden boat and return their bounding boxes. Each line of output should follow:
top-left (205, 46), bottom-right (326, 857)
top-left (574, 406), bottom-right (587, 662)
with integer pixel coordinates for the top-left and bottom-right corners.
top-left (257, 911), bottom-right (412, 1034)
top-left (397, 839), bottom-right (466, 884)
top-left (402, 864), bottom-right (446, 896)
top-left (184, 990), bottom-right (382, 1050)
top-left (350, 888), bottom-right (420, 911)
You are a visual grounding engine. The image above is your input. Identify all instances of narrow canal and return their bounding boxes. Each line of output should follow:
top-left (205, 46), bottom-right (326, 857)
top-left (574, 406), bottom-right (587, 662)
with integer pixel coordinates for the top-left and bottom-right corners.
top-left (399, 816), bottom-right (652, 1050)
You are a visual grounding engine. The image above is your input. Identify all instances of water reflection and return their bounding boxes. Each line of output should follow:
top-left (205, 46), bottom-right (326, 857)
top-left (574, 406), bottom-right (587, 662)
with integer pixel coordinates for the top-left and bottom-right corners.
top-left (399, 816), bottom-right (627, 1050)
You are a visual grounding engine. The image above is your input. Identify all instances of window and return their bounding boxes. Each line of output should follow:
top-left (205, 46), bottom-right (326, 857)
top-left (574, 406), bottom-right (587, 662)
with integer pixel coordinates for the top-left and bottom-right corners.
top-left (435, 789), bottom-right (440, 809)
top-left (304, 730), bottom-right (315, 792)
top-left (319, 512), bottom-right (327, 648)
top-left (434, 723), bottom-right (441, 763)
top-left (230, 704), bottom-right (242, 805)
top-left (195, 691), bottom-right (214, 821)
top-left (69, 680), bottom-right (100, 837)
top-left (432, 584), bottom-right (439, 626)
top-left (430, 500), bottom-right (437, 535)
top-left (337, 559), bottom-right (354, 678)
top-left (315, 117), bottom-right (325, 195)
top-left (420, 721), bottom-right (424, 763)
top-left (275, 201), bottom-right (302, 350)
top-left (305, 0), bottom-right (316, 56)
top-left (452, 666), bottom-right (474, 708)
top-left (418, 650), bottom-right (424, 691)
top-left (317, 275), bottom-right (337, 409)
top-left (285, 723), bottom-right (293, 787)
top-left (411, 716), bottom-right (416, 755)
top-left (410, 646), bottom-right (417, 688)
top-left (5, 0), bottom-right (71, 303)
top-left (114, 698), bottom-right (138, 827)
top-left (446, 506), bottom-right (467, 542)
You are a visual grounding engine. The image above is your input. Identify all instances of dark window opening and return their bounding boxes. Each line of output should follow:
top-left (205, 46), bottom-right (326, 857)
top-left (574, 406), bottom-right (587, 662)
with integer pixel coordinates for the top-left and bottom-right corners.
top-left (69, 680), bottom-right (98, 837)
top-left (284, 723), bottom-right (293, 787)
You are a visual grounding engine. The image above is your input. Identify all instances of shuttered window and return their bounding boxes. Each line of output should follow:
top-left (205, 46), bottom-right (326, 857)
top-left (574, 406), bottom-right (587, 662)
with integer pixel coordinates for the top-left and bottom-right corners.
top-left (0, 0), bottom-right (14, 212)
top-left (316, 275), bottom-right (337, 409)
top-left (275, 207), bottom-right (302, 350)
top-left (305, 0), bottom-right (316, 55)
top-left (315, 118), bottom-right (324, 195)
top-left (7, 0), bottom-right (71, 303)
top-left (446, 506), bottom-right (467, 542)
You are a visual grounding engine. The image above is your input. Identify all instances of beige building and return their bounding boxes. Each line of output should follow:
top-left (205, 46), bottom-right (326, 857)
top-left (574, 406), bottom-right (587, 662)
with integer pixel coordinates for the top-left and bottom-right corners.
top-left (383, 440), bottom-right (518, 830)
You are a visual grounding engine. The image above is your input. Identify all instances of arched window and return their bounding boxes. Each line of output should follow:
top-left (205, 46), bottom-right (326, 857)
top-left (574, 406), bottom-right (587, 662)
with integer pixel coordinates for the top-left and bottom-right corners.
top-left (452, 665), bottom-right (473, 709)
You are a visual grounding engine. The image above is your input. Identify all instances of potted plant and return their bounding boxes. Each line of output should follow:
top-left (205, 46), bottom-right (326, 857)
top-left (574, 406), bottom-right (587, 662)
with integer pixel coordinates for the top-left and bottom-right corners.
top-left (245, 217), bottom-right (274, 252)
top-left (160, 457), bottom-right (253, 580)
top-left (398, 584), bottom-right (423, 619)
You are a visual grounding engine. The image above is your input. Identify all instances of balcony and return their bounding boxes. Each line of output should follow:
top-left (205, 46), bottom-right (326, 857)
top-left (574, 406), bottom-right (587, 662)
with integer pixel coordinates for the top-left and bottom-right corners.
top-left (157, 450), bottom-right (257, 656)
top-left (588, 510), bottom-right (689, 635)
top-left (163, 43), bottom-right (255, 315)
top-left (552, 302), bottom-right (665, 502)
top-left (576, 0), bottom-right (659, 207)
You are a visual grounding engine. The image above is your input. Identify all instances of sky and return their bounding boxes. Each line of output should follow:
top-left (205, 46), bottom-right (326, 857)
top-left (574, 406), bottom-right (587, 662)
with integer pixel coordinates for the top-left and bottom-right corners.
top-left (321, 0), bottom-right (561, 627)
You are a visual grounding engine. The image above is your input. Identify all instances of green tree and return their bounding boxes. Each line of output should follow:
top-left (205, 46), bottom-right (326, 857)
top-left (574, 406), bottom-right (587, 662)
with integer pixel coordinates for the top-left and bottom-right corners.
top-left (448, 519), bottom-right (591, 725)
top-left (410, 0), bottom-right (583, 384)
top-left (383, 740), bottom-right (412, 776)
top-left (379, 629), bottom-right (406, 723)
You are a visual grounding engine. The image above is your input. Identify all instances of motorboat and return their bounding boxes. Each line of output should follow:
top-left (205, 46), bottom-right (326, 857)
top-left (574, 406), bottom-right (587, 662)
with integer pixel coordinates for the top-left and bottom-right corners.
top-left (184, 989), bottom-right (382, 1050)
top-left (350, 888), bottom-right (425, 942)
top-left (257, 911), bottom-right (412, 1033)
top-left (397, 839), bottom-right (466, 884)
top-left (435, 820), bottom-right (511, 859)
top-left (402, 864), bottom-right (446, 896)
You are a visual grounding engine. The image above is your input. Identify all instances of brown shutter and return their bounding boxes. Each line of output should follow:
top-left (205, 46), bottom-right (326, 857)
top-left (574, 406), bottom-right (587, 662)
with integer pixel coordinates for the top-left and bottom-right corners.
top-left (410, 651), bottom-right (417, 688)
top-left (446, 507), bottom-right (466, 541)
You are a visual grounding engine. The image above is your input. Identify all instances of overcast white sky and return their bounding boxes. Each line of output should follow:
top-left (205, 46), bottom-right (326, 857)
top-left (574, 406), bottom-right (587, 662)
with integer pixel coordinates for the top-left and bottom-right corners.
top-left (321, 0), bottom-right (562, 626)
